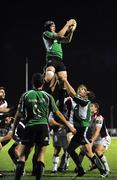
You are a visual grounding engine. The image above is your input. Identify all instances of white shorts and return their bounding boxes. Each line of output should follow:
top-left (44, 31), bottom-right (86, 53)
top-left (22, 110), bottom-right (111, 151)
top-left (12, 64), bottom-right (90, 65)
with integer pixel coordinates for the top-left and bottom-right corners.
top-left (94, 135), bottom-right (111, 150)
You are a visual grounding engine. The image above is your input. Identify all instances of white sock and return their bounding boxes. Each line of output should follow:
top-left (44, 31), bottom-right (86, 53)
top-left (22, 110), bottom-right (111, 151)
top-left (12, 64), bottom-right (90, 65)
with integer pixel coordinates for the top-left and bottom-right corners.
top-left (101, 155), bottom-right (110, 172)
top-left (52, 156), bottom-right (59, 171)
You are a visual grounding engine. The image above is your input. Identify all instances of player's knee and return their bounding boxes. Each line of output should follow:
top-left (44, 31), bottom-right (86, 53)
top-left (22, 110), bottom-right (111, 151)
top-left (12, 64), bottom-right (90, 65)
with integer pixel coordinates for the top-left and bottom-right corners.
top-left (95, 149), bottom-right (103, 156)
top-left (45, 70), bottom-right (55, 82)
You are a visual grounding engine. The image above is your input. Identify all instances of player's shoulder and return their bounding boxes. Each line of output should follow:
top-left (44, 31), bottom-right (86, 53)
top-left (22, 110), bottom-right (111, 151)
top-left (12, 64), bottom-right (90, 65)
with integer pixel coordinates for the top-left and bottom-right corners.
top-left (96, 114), bottom-right (104, 123)
top-left (43, 31), bottom-right (55, 38)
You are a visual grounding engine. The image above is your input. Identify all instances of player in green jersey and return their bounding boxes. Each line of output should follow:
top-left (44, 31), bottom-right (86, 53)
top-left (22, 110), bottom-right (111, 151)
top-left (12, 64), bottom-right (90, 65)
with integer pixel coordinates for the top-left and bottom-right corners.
top-left (13, 73), bottom-right (76, 180)
top-left (42, 19), bottom-right (77, 92)
top-left (62, 78), bottom-right (106, 178)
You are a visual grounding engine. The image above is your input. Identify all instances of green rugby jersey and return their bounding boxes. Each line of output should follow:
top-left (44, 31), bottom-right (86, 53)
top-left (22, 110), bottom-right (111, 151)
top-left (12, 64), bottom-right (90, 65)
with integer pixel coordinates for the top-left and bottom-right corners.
top-left (17, 90), bottom-right (58, 127)
top-left (42, 31), bottom-right (63, 61)
top-left (73, 95), bottom-right (91, 128)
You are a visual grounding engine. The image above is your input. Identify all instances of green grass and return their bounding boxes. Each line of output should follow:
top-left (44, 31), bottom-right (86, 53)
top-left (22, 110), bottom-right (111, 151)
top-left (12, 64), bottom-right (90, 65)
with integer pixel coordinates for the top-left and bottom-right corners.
top-left (0, 137), bottom-right (117, 180)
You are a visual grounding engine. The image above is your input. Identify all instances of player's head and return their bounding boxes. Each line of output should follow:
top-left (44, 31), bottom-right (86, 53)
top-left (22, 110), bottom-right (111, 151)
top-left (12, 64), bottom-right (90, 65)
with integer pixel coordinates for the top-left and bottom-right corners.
top-left (0, 86), bottom-right (5, 99)
top-left (32, 73), bottom-right (44, 89)
top-left (44, 20), bottom-right (55, 31)
top-left (90, 102), bottom-right (99, 114)
top-left (77, 84), bottom-right (88, 97)
top-left (4, 115), bottom-right (14, 125)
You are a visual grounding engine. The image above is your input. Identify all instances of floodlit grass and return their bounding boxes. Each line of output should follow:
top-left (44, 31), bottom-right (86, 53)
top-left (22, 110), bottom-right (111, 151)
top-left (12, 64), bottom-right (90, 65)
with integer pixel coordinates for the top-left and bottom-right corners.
top-left (0, 137), bottom-right (117, 180)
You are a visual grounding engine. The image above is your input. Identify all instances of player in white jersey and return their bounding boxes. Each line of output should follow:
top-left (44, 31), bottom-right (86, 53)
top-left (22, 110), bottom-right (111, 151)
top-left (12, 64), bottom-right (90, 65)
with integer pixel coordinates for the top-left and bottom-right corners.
top-left (57, 96), bottom-right (76, 172)
top-left (50, 95), bottom-right (76, 173)
top-left (77, 102), bottom-right (111, 177)
top-left (89, 102), bottom-right (111, 177)
top-left (0, 87), bottom-right (9, 117)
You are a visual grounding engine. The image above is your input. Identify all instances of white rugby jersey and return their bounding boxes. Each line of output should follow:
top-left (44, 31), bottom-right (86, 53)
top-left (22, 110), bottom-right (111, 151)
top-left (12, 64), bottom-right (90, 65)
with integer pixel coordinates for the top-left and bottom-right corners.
top-left (90, 114), bottom-right (109, 138)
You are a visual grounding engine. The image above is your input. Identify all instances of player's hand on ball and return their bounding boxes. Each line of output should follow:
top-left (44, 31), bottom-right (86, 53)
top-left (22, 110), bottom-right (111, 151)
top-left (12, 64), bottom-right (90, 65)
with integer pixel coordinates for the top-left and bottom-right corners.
top-left (71, 19), bottom-right (77, 32)
top-left (67, 19), bottom-right (77, 32)
top-left (67, 19), bottom-right (76, 26)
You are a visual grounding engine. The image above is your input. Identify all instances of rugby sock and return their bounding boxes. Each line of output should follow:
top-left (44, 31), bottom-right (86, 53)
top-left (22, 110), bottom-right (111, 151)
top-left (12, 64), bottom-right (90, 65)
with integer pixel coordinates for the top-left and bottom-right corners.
top-left (97, 154), bottom-right (110, 172)
top-left (52, 155), bottom-right (59, 172)
top-left (57, 88), bottom-right (66, 112)
top-left (58, 152), bottom-right (71, 171)
top-left (66, 152), bottom-right (70, 169)
top-left (78, 150), bottom-right (86, 164)
top-left (58, 153), bottom-right (66, 170)
top-left (90, 155), bottom-right (105, 174)
top-left (31, 152), bottom-right (37, 176)
top-left (68, 150), bottom-right (84, 172)
top-left (14, 161), bottom-right (25, 180)
top-left (35, 161), bottom-right (45, 180)
top-left (8, 143), bottom-right (18, 165)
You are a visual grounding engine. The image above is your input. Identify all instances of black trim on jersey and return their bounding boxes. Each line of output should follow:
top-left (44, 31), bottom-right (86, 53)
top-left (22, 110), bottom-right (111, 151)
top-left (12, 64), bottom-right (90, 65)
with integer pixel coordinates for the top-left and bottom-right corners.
top-left (100, 119), bottom-right (108, 137)
top-left (73, 96), bottom-right (89, 107)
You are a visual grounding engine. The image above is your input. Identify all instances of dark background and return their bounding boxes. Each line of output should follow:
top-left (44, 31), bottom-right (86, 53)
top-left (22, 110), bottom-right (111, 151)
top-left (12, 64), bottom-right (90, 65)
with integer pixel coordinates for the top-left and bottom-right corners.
top-left (1, 1), bottom-right (117, 127)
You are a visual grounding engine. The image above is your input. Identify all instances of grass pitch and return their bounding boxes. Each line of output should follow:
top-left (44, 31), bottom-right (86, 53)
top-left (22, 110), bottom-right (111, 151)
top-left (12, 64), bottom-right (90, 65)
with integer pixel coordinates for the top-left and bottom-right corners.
top-left (0, 137), bottom-right (117, 180)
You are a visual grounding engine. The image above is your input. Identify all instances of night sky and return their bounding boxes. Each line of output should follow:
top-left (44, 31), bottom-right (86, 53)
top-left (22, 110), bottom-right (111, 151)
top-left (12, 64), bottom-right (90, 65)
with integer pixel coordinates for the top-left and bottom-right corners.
top-left (1, 2), bottom-right (117, 127)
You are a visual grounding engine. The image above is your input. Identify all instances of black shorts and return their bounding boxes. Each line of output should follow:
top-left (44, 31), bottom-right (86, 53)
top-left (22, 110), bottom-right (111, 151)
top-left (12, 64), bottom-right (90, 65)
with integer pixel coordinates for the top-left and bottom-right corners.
top-left (71, 127), bottom-right (92, 145)
top-left (46, 57), bottom-right (66, 72)
top-left (21, 124), bottom-right (50, 147)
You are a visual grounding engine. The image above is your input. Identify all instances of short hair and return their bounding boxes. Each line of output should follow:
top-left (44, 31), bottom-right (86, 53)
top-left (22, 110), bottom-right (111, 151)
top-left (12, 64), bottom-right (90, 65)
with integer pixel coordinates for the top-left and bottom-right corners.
top-left (0, 86), bottom-right (6, 98)
top-left (0, 86), bottom-right (5, 91)
top-left (32, 73), bottom-right (44, 88)
top-left (77, 84), bottom-right (87, 94)
top-left (44, 20), bottom-right (55, 31)
top-left (93, 102), bottom-right (99, 113)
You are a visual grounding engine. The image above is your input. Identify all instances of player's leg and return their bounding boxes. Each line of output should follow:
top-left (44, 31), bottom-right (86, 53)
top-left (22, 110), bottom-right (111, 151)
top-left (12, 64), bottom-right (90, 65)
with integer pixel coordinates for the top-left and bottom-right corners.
top-left (95, 145), bottom-right (110, 173)
top-left (14, 144), bottom-right (30, 180)
top-left (35, 146), bottom-right (47, 180)
top-left (8, 142), bottom-right (19, 165)
top-left (44, 66), bottom-right (55, 82)
top-left (52, 146), bottom-right (61, 173)
top-left (43, 66), bottom-right (56, 93)
top-left (67, 135), bottom-right (85, 176)
top-left (34, 124), bottom-right (50, 180)
top-left (57, 70), bottom-right (67, 89)
top-left (58, 129), bottom-right (69, 172)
